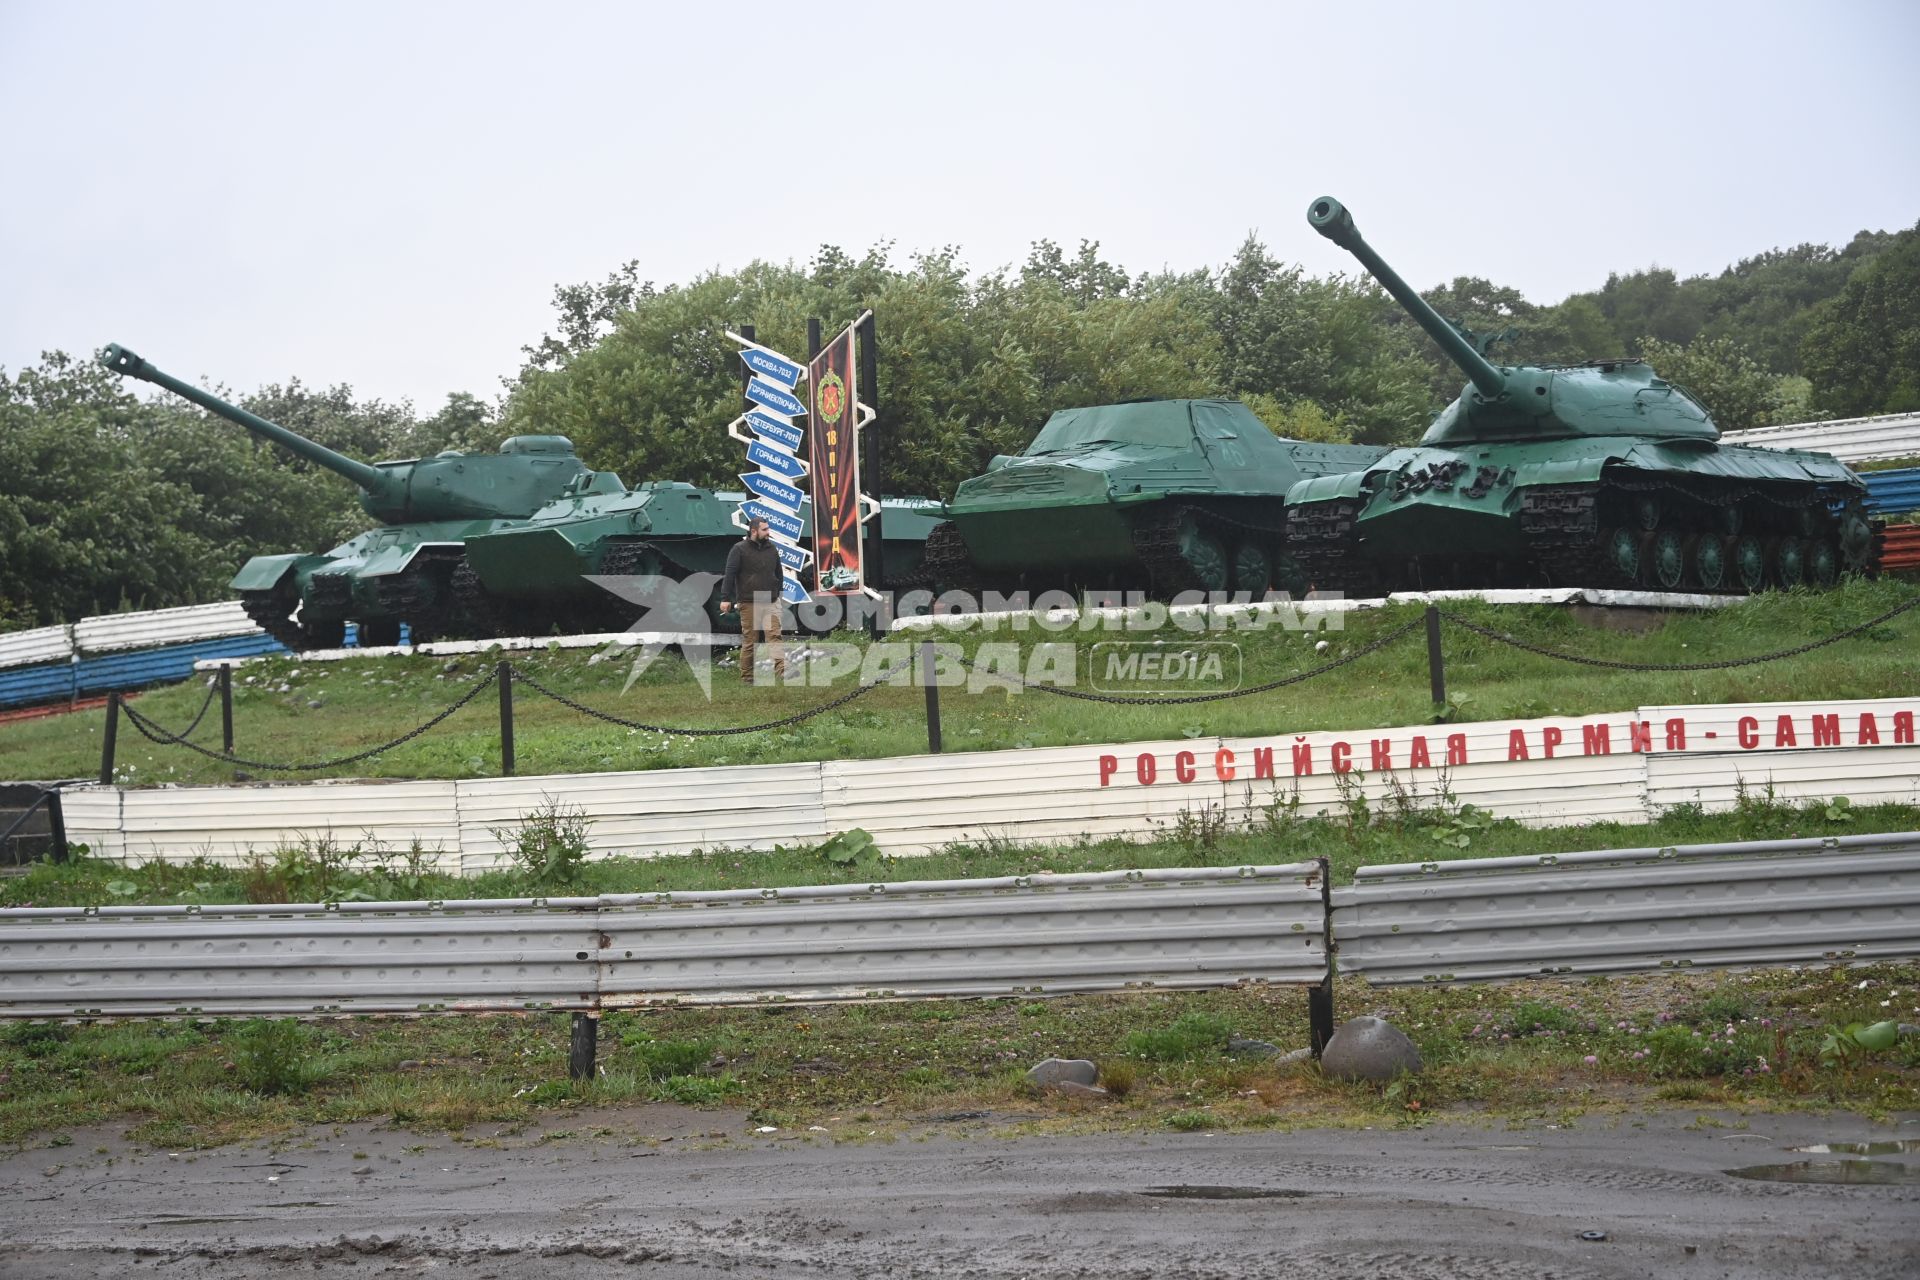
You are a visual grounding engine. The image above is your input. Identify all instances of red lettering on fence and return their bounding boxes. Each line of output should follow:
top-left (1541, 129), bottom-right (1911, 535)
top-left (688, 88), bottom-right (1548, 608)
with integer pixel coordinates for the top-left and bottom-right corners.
top-left (1508, 729), bottom-right (1529, 761)
top-left (1214, 748), bottom-right (1236, 781)
top-left (1136, 753), bottom-right (1157, 785)
top-left (1174, 751), bottom-right (1196, 784)
top-left (1542, 726), bottom-right (1564, 759)
top-left (1331, 741), bottom-right (1353, 773)
top-left (1370, 739), bottom-right (1392, 771)
top-left (1290, 742), bottom-right (1312, 776)
top-left (1254, 746), bottom-right (1276, 779)
top-left (1665, 718), bottom-right (1687, 751)
top-left (1408, 736), bottom-right (1432, 769)
top-left (1447, 734), bottom-right (1468, 766)
top-left (1098, 754), bottom-right (1119, 787)
top-left (1582, 723), bottom-right (1612, 756)
top-left (1811, 714), bottom-right (1841, 747)
top-left (1859, 714), bottom-right (1880, 746)
top-left (1629, 721), bottom-right (1652, 753)
top-left (1738, 716), bottom-right (1759, 749)
top-left (1774, 716), bottom-right (1797, 748)
top-left (1895, 711), bottom-right (1915, 744)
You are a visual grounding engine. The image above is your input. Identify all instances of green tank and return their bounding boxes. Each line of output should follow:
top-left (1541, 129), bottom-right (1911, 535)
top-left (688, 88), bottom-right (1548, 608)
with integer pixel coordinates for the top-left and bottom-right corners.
top-left (102, 343), bottom-right (594, 648)
top-left (1285, 198), bottom-right (1877, 594)
top-left (926, 399), bottom-right (1388, 597)
top-left (456, 488), bottom-right (942, 635)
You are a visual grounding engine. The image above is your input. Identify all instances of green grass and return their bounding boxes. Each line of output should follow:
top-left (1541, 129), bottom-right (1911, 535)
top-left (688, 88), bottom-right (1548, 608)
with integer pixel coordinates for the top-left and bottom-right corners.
top-left (4, 964), bottom-right (1915, 1149)
top-left (2, 579), bottom-right (1915, 786)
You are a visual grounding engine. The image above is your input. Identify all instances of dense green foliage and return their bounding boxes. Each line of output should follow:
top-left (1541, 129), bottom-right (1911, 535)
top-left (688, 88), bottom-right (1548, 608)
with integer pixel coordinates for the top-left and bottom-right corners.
top-left (4, 218), bottom-right (1916, 629)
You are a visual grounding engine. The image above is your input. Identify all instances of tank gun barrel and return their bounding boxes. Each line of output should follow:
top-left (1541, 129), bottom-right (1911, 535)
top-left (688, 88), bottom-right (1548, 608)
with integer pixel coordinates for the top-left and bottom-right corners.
top-left (100, 343), bottom-right (396, 497)
top-left (1306, 197), bottom-right (1508, 401)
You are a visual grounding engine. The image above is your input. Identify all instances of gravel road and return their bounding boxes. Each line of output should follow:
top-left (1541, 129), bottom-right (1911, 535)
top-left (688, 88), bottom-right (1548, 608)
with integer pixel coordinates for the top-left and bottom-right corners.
top-left (3, 1109), bottom-right (1915, 1278)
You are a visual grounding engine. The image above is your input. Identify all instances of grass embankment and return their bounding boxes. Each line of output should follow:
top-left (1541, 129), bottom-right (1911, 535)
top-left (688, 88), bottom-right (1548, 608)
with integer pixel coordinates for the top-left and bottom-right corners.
top-left (5, 965), bottom-right (1916, 1150)
top-left (1, 580), bottom-right (1915, 786)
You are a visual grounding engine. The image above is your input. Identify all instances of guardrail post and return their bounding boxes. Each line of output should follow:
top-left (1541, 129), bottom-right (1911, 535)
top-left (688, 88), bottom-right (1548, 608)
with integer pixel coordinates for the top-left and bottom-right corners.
top-left (219, 663), bottom-right (234, 754)
top-left (498, 662), bottom-right (516, 777)
top-left (99, 693), bottom-right (121, 786)
top-left (569, 1012), bottom-right (598, 1081)
top-left (47, 787), bottom-right (68, 863)
top-left (1310, 856), bottom-right (1335, 1057)
top-left (920, 640), bottom-right (942, 754)
top-left (1425, 605), bottom-right (1446, 709)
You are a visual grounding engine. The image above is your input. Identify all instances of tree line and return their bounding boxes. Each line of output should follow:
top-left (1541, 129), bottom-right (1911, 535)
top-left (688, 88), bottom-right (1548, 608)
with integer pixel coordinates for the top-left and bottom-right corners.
top-left (3, 221), bottom-right (1916, 630)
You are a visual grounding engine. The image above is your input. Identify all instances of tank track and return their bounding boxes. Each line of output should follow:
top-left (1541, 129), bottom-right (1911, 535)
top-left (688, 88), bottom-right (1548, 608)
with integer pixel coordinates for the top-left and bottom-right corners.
top-left (239, 584), bottom-right (345, 653)
top-left (371, 548), bottom-right (462, 644)
top-left (594, 539), bottom-right (727, 634)
top-left (915, 521), bottom-right (980, 593)
top-left (1128, 506), bottom-right (1208, 596)
top-left (1285, 498), bottom-right (1382, 598)
top-left (1521, 473), bottom-right (1873, 593)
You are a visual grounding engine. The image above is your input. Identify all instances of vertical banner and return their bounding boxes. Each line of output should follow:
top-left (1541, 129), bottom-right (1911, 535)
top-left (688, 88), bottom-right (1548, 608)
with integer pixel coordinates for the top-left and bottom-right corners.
top-left (807, 315), bottom-right (878, 596)
top-left (724, 332), bottom-right (813, 605)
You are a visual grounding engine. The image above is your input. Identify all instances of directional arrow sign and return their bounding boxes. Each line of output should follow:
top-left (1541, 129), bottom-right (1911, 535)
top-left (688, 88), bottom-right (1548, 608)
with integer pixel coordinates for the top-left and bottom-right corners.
top-left (745, 377), bottom-right (807, 419)
top-left (739, 500), bottom-right (803, 543)
top-left (741, 471), bottom-right (804, 511)
top-left (746, 410), bottom-right (804, 452)
top-left (739, 345), bottom-right (805, 389)
top-left (747, 439), bottom-right (808, 480)
top-left (774, 541), bottom-right (813, 573)
top-left (779, 575), bottom-right (812, 605)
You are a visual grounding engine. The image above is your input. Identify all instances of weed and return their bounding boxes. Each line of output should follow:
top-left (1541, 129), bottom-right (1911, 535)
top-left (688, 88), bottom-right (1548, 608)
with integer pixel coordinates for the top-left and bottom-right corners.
top-left (231, 1019), bottom-right (328, 1095)
top-left (1123, 1012), bottom-right (1232, 1061)
top-left (492, 799), bottom-right (593, 889)
top-left (655, 1075), bottom-right (737, 1105)
top-left (620, 1033), bottom-right (716, 1080)
top-left (1165, 1110), bottom-right (1212, 1131)
top-left (1171, 802), bottom-right (1228, 851)
top-left (1098, 1061), bottom-right (1137, 1097)
top-left (816, 828), bottom-right (883, 875)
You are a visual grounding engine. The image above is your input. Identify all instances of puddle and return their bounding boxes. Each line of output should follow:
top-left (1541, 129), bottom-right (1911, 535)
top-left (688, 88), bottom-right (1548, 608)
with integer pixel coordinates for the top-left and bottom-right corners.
top-left (1790, 1140), bottom-right (1920, 1156)
top-left (1725, 1160), bottom-right (1920, 1185)
top-left (1141, 1185), bottom-right (1313, 1200)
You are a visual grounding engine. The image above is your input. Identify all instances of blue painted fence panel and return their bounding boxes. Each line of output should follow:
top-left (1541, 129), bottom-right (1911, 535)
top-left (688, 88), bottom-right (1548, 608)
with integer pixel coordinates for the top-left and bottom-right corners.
top-left (1863, 467), bottom-right (1920, 518)
top-left (0, 663), bottom-right (78, 709)
top-left (72, 633), bottom-right (286, 697)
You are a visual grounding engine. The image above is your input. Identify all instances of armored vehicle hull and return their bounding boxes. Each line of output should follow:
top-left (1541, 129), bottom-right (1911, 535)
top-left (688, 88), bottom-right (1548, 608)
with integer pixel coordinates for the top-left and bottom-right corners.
top-left (1285, 200), bottom-right (1876, 594)
top-left (930, 399), bottom-right (1388, 598)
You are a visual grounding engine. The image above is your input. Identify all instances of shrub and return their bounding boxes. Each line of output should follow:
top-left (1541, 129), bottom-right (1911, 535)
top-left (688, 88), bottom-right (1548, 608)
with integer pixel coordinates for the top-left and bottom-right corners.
top-left (1122, 1012), bottom-right (1232, 1061)
top-left (232, 1019), bottom-right (329, 1095)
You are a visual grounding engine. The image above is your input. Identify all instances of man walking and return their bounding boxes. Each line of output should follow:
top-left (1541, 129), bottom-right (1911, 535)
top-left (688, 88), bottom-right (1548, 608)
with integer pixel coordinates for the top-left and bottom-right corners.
top-left (720, 518), bottom-right (786, 684)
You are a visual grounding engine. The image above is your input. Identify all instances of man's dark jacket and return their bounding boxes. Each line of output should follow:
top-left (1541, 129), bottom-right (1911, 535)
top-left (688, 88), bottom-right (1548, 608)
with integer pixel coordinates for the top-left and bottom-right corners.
top-left (722, 536), bottom-right (783, 603)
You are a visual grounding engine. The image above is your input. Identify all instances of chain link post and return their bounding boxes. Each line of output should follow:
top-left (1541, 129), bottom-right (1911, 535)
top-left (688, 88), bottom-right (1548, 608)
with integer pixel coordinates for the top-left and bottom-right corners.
top-left (920, 639), bottom-right (942, 754)
top-left (1310, 856), bottom-right (1336, 1057)
top-left (99, 692), bottom-right (121, 786)
top-left (219, 664), bottom-right (234, 754)
top-left (1425, 605), bottom-right (1446, 709)
top-left (498, 661), bottom-right (515, 777)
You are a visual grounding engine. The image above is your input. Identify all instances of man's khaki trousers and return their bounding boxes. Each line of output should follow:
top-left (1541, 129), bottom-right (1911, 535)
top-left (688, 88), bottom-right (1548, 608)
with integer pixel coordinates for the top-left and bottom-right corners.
top-left (739, 599), bottom-right (784, 681)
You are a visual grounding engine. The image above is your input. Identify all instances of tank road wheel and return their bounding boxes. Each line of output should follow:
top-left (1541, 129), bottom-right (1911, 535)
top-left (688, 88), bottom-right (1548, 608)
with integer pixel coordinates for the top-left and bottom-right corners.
top-left (1770, 536), bottom-right (1807, 589)
top-left (1176, 521), bottom-right (1230, 594)
top-left (1717, 503), bottom-right (1743, 537)
top-left (356, 619), bottom-right (403, 649)
top-left (1632, 495), bottom-right (1662, 532)
top-left (1838, 506), bottom-right (1876, 575)
top-left (1647, 529), bottom-right (1687, 591)
top-left (301, 616), bottom-right (347, 651)
top-left (1688, 535), bottom-right (1727, 591)
top-left (1809, 539), bottom-right (1840, 588)
top-left (1601, 527), bottom-right (1640, 585)
top-left (1273, 553), bottom-right (1310, 599)
top-left (1730, 534), bottom-right (1767, 593)
top-left (1230, 541), bottom-right (1274, 596)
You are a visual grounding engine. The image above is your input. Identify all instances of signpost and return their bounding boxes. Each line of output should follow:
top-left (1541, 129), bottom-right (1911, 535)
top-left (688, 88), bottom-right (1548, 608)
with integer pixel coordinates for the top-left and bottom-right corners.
top-left (725, 313), bottom-right (881, 607)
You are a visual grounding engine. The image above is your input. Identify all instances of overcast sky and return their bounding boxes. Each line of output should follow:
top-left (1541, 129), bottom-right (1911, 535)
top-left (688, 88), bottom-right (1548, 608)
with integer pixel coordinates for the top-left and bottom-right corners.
top-left (3, 0), bottom-right (1915, 411)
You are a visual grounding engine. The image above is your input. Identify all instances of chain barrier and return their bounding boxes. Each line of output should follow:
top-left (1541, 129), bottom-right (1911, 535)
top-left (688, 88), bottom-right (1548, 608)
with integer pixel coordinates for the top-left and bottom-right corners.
top-left (507, 659), bottom-right (914, 737)
top-left (139, 679), bottom-right (219, 742)
top-left (119, 670), bottom-right (499, 772)
top-left (949, 617), bottom-right (1425, 705)
top-left (1439, 593), bottom-right (1920, 673)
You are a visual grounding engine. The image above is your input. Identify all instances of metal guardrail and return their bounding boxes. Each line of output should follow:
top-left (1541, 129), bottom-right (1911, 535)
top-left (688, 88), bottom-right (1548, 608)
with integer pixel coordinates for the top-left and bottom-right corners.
top-left (1883, 524), bottom-right (1920, 574)
top-left (1722, 411), bottom-right (1920, 463)
top-left (1331, 832), bottom-right (1920, 985)
top-left (0, 864), bottom-right (1329, 1022)
top-left (600, 866), bottom-right (1329, 1005)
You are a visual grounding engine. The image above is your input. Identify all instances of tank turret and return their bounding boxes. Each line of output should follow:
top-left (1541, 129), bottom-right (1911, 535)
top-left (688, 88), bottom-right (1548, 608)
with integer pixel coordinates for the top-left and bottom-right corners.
top-left (101, 344), bottom-right (593, 522)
